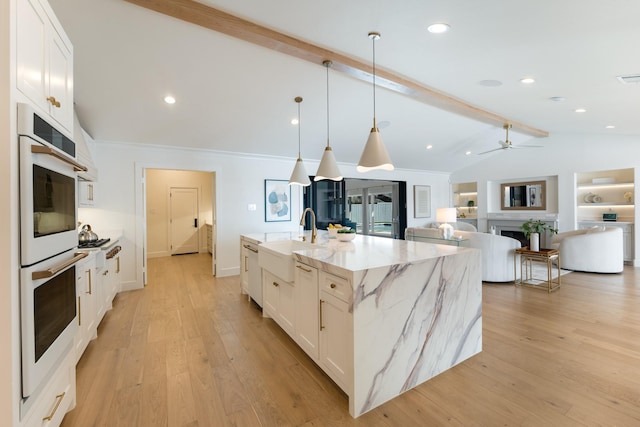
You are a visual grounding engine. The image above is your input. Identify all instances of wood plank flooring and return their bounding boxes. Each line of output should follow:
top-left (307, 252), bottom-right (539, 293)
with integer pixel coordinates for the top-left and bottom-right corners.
top-left (61, 253), bottom-right (640, 426)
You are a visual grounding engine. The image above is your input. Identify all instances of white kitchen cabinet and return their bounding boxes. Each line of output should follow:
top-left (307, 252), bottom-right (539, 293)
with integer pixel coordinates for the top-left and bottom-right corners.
top-left (20, 349), bottom-right (76, 427)
top-left (17, 0), bottom-right (74, 134)
top-left (104, 250), bottom-right (121, 309)
top-left (294, 262), bottom-right (319, 361)
top-left (78, 181), bottom-right (96, 207)
top-left (240, 237), bottom-right (260, 303)
top-left (319, 271), bottom-right (352, 391)
top-left (74, 253), bottom-right (97, 363)
top-left (262, 270), bottom-right (295, 336)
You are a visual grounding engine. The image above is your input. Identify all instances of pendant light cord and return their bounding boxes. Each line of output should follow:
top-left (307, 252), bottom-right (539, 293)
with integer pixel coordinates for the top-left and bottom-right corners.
top-left (296, 97), bottom-right (302, 158)
top-left (326, 62), bottom-right (330, 147)
top-left (372, 36), bottom-right (376, 122)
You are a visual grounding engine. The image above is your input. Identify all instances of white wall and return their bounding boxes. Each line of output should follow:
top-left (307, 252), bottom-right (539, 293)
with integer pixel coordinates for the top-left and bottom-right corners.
top-left (451, 132), bottom-right (640, 265)
top-left (77, 140), bottom-right (451, 289)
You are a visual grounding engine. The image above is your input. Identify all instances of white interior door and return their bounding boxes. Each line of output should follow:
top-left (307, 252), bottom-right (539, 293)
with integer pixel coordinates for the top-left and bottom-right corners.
top-left (170, 187), bottom-right (199, 255)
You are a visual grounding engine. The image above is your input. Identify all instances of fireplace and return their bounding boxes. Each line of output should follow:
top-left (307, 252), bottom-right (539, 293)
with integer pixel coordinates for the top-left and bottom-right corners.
top-left (501, 230), bottom-right (528, 247)
top-left (487, 214), bottom-right (558, 249)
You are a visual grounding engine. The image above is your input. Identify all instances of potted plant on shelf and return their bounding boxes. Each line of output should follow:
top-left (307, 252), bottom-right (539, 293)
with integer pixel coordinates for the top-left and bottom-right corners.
top-left (520, 219), bottom-right (558, 251)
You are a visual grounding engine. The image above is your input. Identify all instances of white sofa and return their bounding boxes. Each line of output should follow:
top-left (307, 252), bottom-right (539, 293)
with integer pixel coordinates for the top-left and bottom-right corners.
top-left (423, 221), bottom-right (477, 231)
top-left (405, 227), bottom-right (521, 282)
top-left (550, 226), bottom-right (623, 273)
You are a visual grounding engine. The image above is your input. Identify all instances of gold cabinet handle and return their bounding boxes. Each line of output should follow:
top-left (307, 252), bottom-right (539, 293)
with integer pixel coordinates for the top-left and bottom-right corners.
top-left (32, 252), bottom-right (88, 280)
top-left (243, 244), bottom-right (258, 253)
top-left (46, 96), bottom-right (61, 108)
top-left (244, 256), bottom-right (249, 272)
top-left (31, 144), bottom-right (88, 172)
top-left (272, 281), bottom-right (279, 287)
top-left (330, 283), bottom-right (337, 289)
top-left (42, 392), bottom-right (65, 421)
top-left (296, 264), bottom-right (312, 273)
top-left (86, 269), bottom-right (92, 295)
top-left (78, 297), bottom-right (81, 326)
top-left (116, 256), bottom-right (120, 274)
top-left (319, 300), bottom-right (325, 331)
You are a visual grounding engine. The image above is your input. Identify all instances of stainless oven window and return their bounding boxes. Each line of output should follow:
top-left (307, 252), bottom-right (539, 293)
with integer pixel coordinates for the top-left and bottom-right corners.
top-left (32, 164), bottom-right (75, 237)
top-left (33, 266), bottom-right (76, 362)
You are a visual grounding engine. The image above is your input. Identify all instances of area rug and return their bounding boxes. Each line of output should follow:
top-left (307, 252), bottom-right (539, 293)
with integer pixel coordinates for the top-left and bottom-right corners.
top-left (526, 263), bottom-right (571, 279)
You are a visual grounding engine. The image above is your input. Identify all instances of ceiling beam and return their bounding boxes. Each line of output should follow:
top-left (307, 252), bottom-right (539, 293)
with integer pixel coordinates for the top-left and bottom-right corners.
top-left (124, 0), bottom-right (549, 138)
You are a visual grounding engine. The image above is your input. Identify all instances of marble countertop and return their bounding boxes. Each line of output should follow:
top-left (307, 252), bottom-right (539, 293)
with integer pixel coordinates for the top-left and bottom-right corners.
top-left (293, 234), bottom-right (472, 273)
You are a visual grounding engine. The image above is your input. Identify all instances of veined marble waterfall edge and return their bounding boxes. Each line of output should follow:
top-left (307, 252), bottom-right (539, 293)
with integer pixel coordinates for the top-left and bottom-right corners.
top-left (351, 249), bottom-right (483, 416)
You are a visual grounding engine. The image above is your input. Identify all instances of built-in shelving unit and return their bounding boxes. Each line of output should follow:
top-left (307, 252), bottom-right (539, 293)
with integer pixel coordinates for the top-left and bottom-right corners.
top-left (453, 182), bottom-right (478, 228)
top-left (575, 168), bottom-right (635, 263)
top-left (576, 169), bottom-right (634, 221)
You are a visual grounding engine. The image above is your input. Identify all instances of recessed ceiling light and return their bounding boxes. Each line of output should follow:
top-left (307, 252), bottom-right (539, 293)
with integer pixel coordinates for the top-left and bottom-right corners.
top-left (164, 96), bottom-right (176, 104)
top-left (575, 108), bottom-right (587, 113)
top-left (427, 23), bottom-right (450, 34)
top-left (478, 79), bottom-right (502, 87)
top-left (465, 151), bottom-right (472, 156)
top-left (605, 125), bottom-right (616, 129)
top-left (549, 96), bottom-right (566, 102)
top-left (426, 144), bottom-right (433, 150)
top-left (291, 118), bottom-right (299, 125)
top-left (520, 77), bottom-right (535, 84)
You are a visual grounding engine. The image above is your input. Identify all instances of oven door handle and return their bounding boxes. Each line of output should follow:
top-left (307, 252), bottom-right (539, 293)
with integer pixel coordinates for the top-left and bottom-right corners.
top-left (31, 144), bottom-right (88, 172)
top-left (32, 252), bottom-right (89, 280)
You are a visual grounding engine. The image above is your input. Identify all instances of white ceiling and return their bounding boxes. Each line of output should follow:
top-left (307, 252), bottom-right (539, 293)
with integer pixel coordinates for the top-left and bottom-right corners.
top-left (49, 0), bottom-right (640, 173)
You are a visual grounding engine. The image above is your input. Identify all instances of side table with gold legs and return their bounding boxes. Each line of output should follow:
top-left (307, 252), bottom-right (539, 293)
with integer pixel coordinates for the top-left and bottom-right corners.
top-left (514, 248), bottom-right (561, 293)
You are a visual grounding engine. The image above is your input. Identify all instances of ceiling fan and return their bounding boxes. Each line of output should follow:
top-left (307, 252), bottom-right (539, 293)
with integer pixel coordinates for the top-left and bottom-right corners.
top-left (479, 124), bottom-right (543, 155)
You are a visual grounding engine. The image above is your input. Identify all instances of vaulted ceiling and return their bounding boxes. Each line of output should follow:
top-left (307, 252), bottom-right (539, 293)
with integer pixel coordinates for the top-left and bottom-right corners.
top-left (49, 0), bottom-right (640, 172)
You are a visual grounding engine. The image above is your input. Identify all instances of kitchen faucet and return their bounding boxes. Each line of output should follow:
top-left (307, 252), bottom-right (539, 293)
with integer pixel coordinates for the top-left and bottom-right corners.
top-left (300, 208), bottom-right (317, 243)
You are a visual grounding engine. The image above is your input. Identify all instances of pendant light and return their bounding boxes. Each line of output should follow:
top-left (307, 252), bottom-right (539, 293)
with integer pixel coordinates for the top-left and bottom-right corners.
top-left (357, 32), bottom-right (394, 172)
top-left (289, 96), bottom-right (311, 186)
top-left (315, 60), bottom-right (343, 181)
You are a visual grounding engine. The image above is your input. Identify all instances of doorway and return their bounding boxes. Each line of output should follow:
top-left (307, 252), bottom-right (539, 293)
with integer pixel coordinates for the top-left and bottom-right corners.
top-left (145, 169), bottom-right (216, 279)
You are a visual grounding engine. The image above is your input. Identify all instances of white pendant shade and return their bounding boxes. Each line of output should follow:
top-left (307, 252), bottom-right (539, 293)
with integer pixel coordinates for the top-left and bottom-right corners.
top-left (289, 157), bottom-right (311, 186)
top-left (357, 127), bottom-right (394, 172)
top-left (315, 146), bottom-right (342, 181)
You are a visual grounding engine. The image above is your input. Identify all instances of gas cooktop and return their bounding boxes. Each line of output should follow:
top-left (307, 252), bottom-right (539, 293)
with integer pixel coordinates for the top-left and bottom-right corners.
top-left (78, 238), bottom-right (111, 249)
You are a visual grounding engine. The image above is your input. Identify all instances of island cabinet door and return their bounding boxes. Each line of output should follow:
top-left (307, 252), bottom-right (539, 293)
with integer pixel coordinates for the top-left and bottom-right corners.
top-left (294, 262), bottom-right (319, 361)
top-left (319, 271), bottom-right (352, 392)
top-left (319, 290), bottom-right (351, 392)
top-left (262, 270), bottom-right (280, 319)
top-left (263, 270), bottom-right (296, 337)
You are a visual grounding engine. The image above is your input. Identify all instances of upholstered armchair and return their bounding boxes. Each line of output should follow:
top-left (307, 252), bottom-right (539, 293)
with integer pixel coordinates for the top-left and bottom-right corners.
top-left (405, 227), bottom-right (521, 282)
top-left (550, 226), bottom-right (623, 273)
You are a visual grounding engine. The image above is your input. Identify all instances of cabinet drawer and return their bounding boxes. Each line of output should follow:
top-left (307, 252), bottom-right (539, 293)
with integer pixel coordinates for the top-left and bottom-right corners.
top-left (21, 350), bottom-right (75, 427)
top-left (320, 272), bottom-right (350, 303)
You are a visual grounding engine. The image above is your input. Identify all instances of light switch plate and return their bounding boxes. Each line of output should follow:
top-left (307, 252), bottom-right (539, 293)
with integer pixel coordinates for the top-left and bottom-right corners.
top-left (248, 203), bottom-right (257, 211)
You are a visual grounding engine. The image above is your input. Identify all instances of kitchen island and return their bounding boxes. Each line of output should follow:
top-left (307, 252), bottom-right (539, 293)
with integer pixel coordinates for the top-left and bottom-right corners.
top-left (253, 232), bottom-right (482, 417)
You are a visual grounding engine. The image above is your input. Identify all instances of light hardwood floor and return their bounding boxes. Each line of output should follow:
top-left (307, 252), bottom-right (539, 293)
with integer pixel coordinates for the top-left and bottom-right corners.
top-left (61, 253), bottom-right (640, 426)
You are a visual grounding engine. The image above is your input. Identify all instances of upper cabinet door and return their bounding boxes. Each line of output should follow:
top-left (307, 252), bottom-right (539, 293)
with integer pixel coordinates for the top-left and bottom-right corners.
top-left (48, 26), bottom-right (73, 132)
top-left (17, 0), bottom-right (74, 135)
top-left (17, 0), bottom-right (48, 112)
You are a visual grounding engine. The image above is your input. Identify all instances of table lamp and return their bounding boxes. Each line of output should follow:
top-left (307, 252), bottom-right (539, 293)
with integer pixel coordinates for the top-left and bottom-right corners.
top-left (436, 207), bottom-right (457, 239)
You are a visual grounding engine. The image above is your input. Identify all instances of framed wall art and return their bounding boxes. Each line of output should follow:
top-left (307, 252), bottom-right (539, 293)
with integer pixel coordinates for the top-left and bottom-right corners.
top-left (264, 179), bottom-right (291, 222)
top-left (413, 185), bottom-right (431, 218)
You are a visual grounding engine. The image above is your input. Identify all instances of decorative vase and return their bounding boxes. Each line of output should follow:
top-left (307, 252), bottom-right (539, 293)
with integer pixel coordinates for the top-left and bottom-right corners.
top-left (530, 232), bottom-right (540, 252)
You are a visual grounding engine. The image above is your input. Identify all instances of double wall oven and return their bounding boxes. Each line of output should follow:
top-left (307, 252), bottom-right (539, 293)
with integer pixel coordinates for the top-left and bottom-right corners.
top-left (18, 103), bottom-right (87, 398)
